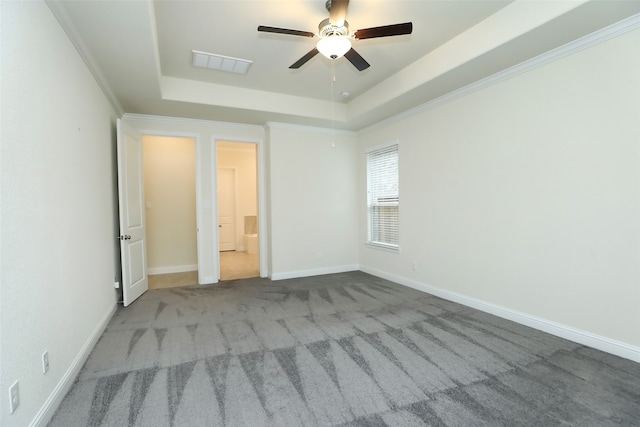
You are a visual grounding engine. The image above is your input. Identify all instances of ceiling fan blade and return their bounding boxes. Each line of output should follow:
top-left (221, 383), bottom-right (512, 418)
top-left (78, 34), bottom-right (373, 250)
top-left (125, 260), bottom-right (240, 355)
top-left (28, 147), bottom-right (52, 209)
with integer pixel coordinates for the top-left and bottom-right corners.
top-left (329, 0), bottom-right (349, 26)
top-left (258, 25), bottom-right (315, 38)
top-left (344, 48), bottom-right (370, 71)
top-left (289, 48), bottom-right (320, 69)
top-left (354, 22), bottom-right (413, 40)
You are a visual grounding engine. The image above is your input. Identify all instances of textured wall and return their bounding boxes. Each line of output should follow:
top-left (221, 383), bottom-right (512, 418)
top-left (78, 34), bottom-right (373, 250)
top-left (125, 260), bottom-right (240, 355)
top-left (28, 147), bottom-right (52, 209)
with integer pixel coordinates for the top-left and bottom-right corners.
top-left (358, 28), bottom-right (640, 349)
top-left (0, 2), bottom-right (118, 425)
top-left (267, 124), bottom-right (359, 278)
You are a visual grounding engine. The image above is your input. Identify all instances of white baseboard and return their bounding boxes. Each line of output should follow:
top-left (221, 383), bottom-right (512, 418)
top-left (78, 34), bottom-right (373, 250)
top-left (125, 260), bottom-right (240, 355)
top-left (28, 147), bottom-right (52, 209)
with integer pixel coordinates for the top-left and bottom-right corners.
top-left (360, 266), bottom-right (640, 363)
top-left (271, 264), bottom-right (359, 281)
top-left (31, 304), bottom-right (117, 427)
top-left (147, 264), bottom-right (197, 275)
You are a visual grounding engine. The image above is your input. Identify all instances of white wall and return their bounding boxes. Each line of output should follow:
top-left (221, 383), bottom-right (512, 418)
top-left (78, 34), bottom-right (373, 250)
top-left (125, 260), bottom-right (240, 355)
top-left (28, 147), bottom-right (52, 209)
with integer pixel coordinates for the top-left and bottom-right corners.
top-left (143, 136), bottom-right (198, 273)
top-left (359, 28), bottom-right (640, 354)
top-left (267, 124), bottom-right (359, 279)
top-left (217, 142), bottom-right (258, 250)
top-left (0, 2), bottom-right (118, 425)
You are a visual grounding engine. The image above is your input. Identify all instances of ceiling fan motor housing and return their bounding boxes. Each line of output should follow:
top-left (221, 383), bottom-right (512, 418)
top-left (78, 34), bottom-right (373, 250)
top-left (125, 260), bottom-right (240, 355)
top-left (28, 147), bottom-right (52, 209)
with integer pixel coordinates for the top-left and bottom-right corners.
top-left (318, 18), bottom-right (349, 37)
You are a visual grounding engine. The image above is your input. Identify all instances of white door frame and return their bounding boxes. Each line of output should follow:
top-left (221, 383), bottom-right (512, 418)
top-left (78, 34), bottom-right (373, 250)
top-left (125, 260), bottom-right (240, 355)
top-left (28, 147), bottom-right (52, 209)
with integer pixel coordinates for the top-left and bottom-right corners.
top-left (121, 117), bottom-right (267, 286)
top-left (136, 130), bottom-right (204, 284)
top-left (212, 137), bottom-right (267, 280)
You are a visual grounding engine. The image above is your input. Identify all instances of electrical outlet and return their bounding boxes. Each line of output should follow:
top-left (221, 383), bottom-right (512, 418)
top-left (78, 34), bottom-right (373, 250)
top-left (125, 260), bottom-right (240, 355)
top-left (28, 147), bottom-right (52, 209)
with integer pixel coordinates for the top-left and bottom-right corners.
top-left (412, 261), bottom-right (418, 271)
top-left (9, 381), bottom-right (19, 414)
top-left (42, 351), bottom-right (50, 374)
top-left (114, 281), bottom-right (120, 289)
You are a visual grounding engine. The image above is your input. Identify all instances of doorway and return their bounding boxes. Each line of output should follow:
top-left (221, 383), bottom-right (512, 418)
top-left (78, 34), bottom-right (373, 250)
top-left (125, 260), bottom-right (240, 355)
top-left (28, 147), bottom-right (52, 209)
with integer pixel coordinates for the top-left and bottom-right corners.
top-left (142, 135), bottom-right (199, 289)
top-left (216, 141), bottom-right (259, 280)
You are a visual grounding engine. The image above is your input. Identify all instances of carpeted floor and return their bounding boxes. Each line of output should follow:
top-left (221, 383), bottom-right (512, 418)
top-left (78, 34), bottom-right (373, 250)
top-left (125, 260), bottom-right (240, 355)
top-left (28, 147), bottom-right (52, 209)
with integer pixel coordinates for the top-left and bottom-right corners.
top-left (48, 272), bottom-right (640, 426)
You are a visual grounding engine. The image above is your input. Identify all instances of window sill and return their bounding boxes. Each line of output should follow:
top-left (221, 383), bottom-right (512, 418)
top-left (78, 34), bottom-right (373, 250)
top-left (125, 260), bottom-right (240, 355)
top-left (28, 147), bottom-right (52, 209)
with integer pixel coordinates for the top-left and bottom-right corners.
top-left (365, 242), bottom-right (400, 253)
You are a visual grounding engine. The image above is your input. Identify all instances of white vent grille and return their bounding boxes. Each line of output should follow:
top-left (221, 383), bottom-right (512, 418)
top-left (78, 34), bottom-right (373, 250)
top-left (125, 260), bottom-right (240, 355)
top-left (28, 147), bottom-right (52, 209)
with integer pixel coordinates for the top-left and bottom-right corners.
top-left (192, 50), bottom-right (253, 74)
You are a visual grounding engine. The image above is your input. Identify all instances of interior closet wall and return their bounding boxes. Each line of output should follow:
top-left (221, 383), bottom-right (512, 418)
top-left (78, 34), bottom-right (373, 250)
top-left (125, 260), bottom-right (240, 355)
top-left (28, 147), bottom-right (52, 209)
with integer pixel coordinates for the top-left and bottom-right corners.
top-left (143, 136), bottom-right (197, 274)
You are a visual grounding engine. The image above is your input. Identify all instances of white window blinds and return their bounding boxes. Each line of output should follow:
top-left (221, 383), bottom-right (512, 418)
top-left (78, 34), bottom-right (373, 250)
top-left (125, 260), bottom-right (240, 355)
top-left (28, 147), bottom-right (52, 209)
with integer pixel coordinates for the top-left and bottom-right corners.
top-left (366, 142), bottom-right (399, 250)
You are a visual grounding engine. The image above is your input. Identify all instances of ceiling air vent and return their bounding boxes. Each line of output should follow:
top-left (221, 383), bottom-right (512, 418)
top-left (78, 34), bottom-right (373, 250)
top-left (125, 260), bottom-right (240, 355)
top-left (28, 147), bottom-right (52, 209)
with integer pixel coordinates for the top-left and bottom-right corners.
top-left (192, 50), bottom-right (253, 74)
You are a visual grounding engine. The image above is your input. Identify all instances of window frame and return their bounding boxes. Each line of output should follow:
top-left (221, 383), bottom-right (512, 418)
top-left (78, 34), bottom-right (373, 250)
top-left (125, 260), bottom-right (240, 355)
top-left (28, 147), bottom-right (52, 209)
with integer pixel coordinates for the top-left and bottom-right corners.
top-left (365, 140), bottom-right (400, 252)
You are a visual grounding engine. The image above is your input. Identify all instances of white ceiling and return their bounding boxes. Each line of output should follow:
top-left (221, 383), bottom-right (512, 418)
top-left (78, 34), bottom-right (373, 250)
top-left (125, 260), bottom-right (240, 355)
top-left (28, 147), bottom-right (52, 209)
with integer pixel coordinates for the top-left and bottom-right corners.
top-left (47, 0), bottom-right (640, 131)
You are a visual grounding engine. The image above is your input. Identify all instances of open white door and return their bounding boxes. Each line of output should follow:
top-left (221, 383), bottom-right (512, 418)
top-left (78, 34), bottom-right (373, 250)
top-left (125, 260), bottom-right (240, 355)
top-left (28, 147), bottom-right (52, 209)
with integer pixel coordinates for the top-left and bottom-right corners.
top-left (117, 119), bottom-right (148, 306)
top-left (217, 168), bottom-right (236, 251)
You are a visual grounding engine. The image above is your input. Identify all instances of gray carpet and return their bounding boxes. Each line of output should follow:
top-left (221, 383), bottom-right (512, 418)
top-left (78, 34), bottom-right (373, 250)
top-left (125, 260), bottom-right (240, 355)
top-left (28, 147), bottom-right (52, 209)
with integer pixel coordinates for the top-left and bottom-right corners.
top-left (49, 272), bottom-right (640, 426)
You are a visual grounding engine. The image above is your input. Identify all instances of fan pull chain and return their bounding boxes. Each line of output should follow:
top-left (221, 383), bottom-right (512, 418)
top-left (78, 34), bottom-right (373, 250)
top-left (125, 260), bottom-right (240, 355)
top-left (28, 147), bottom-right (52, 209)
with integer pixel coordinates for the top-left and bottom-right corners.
top-left (331, 60), bottom-right (336, 148)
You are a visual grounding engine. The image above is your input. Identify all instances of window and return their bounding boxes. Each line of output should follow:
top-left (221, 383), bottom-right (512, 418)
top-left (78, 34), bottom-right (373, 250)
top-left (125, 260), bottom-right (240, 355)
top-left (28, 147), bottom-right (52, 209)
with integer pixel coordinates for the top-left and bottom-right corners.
top-left (366, 142), bottom-right (399, 250)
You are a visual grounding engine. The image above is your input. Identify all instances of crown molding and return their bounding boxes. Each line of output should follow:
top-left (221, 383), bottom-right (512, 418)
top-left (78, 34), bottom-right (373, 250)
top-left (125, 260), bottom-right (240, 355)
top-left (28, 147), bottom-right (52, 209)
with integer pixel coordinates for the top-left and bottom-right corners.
top-left (266, 121), bottom-right (357, 137)
top-left (123, 113), bottom-right (265, 132)
top-left (46, 0), bottom-right (124, 116)
top-left (359, 13), bottom-right (640, 135)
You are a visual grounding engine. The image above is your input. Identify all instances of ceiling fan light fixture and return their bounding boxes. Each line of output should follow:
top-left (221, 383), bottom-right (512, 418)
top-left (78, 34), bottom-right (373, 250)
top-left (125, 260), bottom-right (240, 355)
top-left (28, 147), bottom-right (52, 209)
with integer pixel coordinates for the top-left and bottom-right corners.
top-left (317, 36), bottom-right (351, 59)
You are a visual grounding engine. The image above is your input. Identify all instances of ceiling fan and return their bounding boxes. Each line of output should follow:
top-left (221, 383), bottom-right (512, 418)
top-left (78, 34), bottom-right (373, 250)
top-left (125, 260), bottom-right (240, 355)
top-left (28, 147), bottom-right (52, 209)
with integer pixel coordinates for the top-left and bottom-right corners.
top-left (257, 0), bottom-right (413, 71)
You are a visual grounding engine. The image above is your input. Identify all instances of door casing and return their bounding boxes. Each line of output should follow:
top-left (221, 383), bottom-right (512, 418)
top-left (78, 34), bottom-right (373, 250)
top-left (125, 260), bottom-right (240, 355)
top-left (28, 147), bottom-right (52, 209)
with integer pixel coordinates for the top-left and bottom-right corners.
top-left (119, 116), bottom-right (268, 285)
